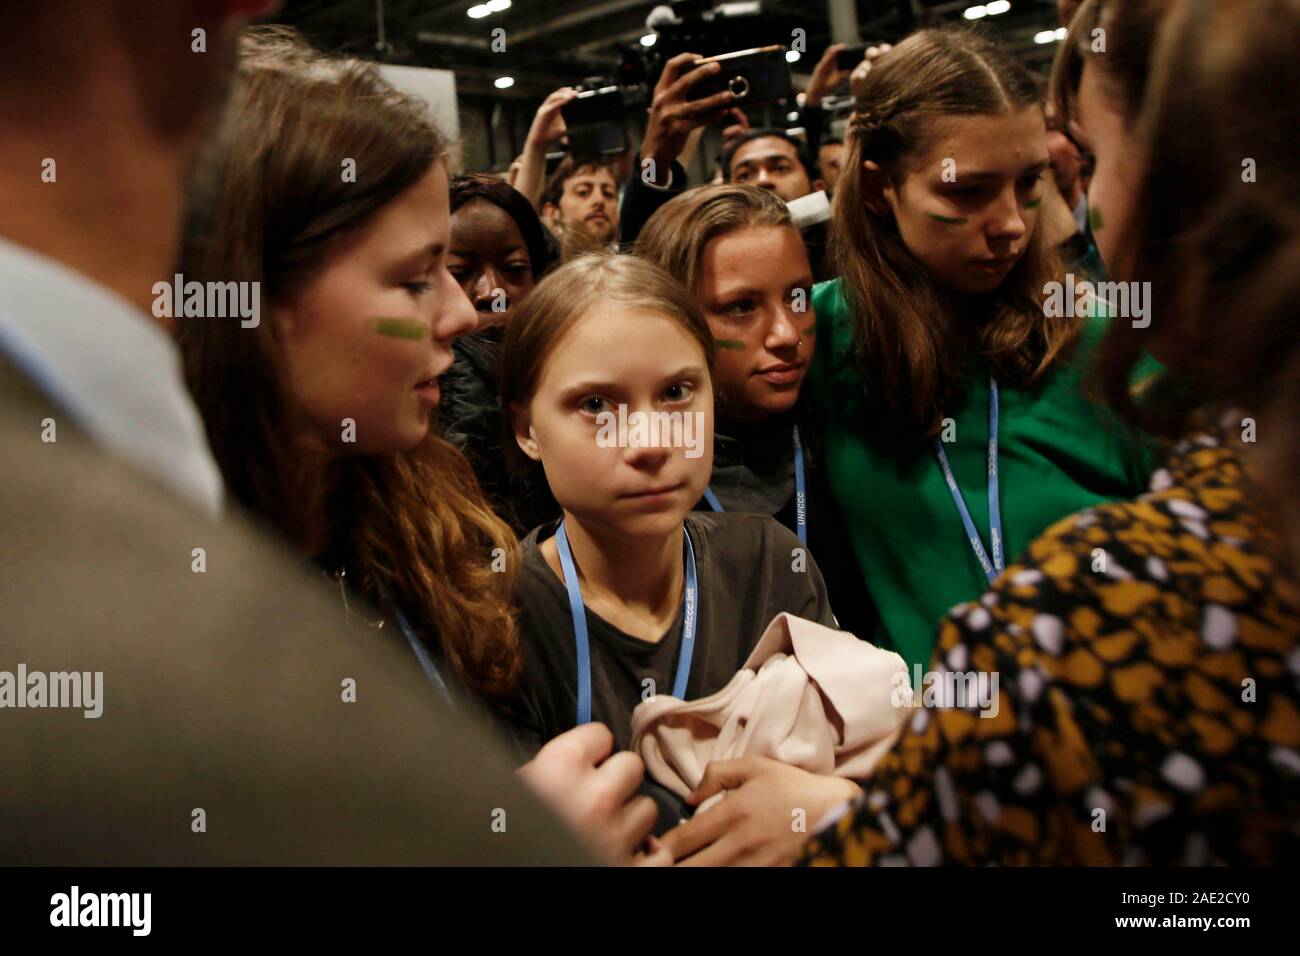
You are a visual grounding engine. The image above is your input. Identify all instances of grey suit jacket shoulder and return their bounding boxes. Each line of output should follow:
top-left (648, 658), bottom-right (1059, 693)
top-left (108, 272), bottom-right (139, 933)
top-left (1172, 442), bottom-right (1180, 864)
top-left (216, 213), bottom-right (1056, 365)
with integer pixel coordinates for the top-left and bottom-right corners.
top-left (0, 357), bottom-right (590, 865)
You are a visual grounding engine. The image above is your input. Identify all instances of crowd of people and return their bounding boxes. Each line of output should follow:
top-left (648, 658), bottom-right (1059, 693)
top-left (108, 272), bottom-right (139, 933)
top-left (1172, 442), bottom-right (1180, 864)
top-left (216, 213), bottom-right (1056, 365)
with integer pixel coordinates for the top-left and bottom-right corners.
top-left (1, 0), bottom-right (1296, 867)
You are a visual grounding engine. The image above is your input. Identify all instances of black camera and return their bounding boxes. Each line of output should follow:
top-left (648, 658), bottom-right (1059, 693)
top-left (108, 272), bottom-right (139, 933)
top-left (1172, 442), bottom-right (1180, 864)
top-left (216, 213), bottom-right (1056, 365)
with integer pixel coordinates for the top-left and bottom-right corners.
top-left (644, 1), bottom-right (788, 87)
top-left (560, 80), bottom-right (640, 162)
top-left (835, 40), bottom-right (894, 72)
top-left (686, 45), bottom-right (793, 108)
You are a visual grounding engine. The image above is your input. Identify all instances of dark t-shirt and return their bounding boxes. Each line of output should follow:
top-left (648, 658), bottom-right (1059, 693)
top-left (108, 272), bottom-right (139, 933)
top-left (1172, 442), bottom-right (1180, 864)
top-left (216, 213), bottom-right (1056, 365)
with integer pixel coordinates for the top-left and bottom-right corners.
top-left (700, 408), bottom-right (878, 641)
top-left (499, 511), bottom-right (837, 759)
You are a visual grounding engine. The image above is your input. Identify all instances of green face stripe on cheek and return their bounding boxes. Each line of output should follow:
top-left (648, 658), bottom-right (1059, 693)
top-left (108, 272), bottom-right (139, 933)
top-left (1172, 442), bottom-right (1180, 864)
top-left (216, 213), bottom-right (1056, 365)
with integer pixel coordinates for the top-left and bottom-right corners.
top-left (925, 211), bottom-right (969, 225)
top-left (802, 323), bottom-right (816, 335)
top-left (1022, 197), bottom-right (1042, 209)
top-left (715, 339), bottom-right (746, 350)
top-left (1089, 205), bottom-right (1105, 230)
top-left (374, 317), bottom-right (429, 340)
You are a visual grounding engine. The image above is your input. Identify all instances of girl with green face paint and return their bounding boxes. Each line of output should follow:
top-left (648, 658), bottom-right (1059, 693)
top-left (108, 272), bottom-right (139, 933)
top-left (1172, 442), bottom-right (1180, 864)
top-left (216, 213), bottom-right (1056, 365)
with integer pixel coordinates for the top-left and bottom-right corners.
top-left (637, 184), bottom-right (876, 642)
top-left (806, 25), bottom-right (1157, 674)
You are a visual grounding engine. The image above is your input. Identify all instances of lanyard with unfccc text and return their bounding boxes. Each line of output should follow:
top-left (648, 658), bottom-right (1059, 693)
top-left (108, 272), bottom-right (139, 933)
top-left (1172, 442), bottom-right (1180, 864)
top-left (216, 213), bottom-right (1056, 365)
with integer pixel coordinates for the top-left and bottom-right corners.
top-left (703, 426), bottom-right (808, 546)
top-left (931, 378), bottom-right (1004, 584)
top-left (555, 519), bottom-right (699, 726)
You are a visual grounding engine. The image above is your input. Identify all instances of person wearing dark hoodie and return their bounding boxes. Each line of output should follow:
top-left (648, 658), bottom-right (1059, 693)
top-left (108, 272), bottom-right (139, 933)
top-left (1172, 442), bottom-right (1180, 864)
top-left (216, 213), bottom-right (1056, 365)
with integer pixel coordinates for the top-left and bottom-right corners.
top-left (438, 173), bottom-right (561, 535)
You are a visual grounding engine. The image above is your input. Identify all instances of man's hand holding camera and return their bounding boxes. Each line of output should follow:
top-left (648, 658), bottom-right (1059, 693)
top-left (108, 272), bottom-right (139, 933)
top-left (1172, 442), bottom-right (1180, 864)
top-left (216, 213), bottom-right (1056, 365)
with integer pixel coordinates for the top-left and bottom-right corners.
top-left (639, 52), bottom-right (736, 187)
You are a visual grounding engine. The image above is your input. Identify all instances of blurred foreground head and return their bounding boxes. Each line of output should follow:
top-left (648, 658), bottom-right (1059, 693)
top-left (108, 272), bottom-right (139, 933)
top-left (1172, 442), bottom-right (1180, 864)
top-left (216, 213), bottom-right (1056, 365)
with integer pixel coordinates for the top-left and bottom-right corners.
top-left (1056, 0), bottom-right (1300, 559)
top-left (0, 0), bottom-right (281, 311)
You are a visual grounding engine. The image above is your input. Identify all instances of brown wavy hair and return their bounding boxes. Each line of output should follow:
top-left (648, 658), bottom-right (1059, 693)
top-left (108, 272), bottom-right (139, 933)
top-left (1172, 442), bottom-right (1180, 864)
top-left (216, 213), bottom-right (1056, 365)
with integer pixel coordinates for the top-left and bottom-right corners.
top-left (1056, 0), bottom-right (1300, 556)
top-left (832, 26), bottom-right (1078, 437)
top-left (177, 26), bottom-right (522, 698)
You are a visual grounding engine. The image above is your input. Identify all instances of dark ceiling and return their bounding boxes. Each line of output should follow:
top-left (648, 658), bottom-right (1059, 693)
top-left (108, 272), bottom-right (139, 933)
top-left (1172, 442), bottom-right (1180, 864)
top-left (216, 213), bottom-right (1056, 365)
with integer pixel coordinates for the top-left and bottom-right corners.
top-left (270, 0), bottom-right (1069, 102)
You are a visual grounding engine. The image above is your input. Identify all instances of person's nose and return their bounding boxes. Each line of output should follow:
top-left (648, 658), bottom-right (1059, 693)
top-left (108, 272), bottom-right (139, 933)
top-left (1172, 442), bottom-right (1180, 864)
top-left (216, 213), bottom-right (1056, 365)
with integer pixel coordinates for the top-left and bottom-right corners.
top-left (987, 189), bottom-right (1027, 244)
top-left (472, 268), bottom-right (504, 312)
top-left (436, 270), bottom-right (478, 340)
top-left (765, 307), bottom-right (801, 353)
top-left (623, 438), bottom-right (672, 471)
top-left (621, 399), bottom-right (672, 470)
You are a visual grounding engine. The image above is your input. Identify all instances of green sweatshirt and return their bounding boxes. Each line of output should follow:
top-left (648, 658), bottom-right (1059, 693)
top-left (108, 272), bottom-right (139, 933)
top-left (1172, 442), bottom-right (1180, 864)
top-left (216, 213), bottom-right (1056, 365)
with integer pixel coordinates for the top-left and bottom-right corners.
top-left (807, 278), bottom-right (1156, 674)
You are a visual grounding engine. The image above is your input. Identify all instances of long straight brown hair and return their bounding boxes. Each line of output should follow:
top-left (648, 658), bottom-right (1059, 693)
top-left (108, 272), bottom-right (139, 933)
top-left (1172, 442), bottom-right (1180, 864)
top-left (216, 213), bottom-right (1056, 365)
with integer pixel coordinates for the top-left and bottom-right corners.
top-left (178, 27), bottom-right (522, 699)
top-left (1056, 0), bottom-right (1300, 556)
top-left (833, 26), bottom-right (1078, 437)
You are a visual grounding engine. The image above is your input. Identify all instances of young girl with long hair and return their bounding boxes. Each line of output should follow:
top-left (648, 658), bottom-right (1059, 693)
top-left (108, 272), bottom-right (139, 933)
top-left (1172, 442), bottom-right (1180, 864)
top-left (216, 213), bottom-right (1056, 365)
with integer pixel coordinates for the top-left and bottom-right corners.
top-left (499, 253), bottom-right (862, 863)
top-left (811, 26), bottom-right (1155, 674)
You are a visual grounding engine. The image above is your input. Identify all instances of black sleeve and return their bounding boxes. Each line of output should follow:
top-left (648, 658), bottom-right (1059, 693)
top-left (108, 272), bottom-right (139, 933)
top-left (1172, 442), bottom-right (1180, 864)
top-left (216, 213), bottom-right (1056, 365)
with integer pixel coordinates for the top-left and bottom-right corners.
top-left (796, 103), bottom-right (827, 160)
top-left (617, 154), bottom-right (688, 250)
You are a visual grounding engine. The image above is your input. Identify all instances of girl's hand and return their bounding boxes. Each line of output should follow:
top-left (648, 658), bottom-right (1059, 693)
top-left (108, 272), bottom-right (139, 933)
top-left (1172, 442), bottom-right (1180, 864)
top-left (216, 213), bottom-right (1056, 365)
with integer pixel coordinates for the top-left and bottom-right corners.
top-left (660, 756), bottom-right (861, 866)
top-left (517, 723), bottom-right (658, 865)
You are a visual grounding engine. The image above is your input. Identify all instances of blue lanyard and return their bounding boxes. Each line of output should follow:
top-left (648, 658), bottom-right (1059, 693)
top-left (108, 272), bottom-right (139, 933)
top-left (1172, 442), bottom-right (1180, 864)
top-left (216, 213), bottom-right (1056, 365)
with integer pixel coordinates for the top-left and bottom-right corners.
top-left (704, 425), bottom-right (808, 546)
top-left (555, 519), bottom-right (699, 725)
top-left (391, 602), bottom-right (453, 705)
top-left (931, 378), bottom-right (1004, 584)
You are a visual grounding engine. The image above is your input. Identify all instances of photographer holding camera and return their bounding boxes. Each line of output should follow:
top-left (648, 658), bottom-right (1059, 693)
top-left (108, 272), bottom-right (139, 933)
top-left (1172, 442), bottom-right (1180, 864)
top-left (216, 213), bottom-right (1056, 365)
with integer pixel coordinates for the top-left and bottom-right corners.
top-left (616, 51), bottom-right (738, 247)
top-left (512, 85), bottom-right (631, 251)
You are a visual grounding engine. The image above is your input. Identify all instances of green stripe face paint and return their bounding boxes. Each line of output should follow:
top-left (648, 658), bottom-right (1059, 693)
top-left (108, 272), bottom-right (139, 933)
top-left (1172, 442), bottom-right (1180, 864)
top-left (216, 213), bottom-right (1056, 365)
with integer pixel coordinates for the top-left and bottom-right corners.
top-left (1089, 205), bottom-right (1105, 231)
top-left (374, 317), bottom-right (428, 341)
top-left (925, 212), bottom-right (969, 225)
top-left (1022, 197), bottom-right (1042, 209)
top-left (715, 339), bottom-right (746, 350)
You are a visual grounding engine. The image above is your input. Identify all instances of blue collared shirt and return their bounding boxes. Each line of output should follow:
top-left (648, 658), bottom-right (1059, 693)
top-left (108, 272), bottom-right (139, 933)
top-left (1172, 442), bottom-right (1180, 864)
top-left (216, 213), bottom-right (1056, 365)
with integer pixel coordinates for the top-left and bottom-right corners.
top-left (0, 236), bottom-right (224, 515)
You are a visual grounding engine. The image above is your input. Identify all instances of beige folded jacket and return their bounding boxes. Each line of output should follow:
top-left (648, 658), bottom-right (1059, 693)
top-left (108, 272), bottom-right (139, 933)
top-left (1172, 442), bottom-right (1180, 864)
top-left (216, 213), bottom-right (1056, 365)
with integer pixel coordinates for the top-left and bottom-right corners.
top-left (631, 613), bottom-right (908, 809)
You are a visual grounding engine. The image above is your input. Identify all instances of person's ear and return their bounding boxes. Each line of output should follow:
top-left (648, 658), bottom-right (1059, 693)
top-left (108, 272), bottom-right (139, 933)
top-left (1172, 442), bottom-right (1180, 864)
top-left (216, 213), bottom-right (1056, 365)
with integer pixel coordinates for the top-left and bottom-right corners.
top-left (861, 160), bottom-right (893, 217)
top-left (542, 202), bottom-right (561, 224)
top-left (511, 405), bottom-right (543, 462)
top-left (812, 177), bottom-right (828, 194)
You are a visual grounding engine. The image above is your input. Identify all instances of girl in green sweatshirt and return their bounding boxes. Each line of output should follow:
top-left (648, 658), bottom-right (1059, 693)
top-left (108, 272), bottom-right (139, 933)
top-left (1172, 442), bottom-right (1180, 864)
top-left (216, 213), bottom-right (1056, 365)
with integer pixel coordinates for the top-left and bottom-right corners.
top-left (807, 26), bottom-right (1155, 674)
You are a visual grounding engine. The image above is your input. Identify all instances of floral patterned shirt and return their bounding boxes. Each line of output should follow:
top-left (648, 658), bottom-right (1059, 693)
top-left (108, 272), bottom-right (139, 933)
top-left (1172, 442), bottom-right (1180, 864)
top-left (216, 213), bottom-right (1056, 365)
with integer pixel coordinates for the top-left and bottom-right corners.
top-left (799, 431), bottom-right (1300, 865)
